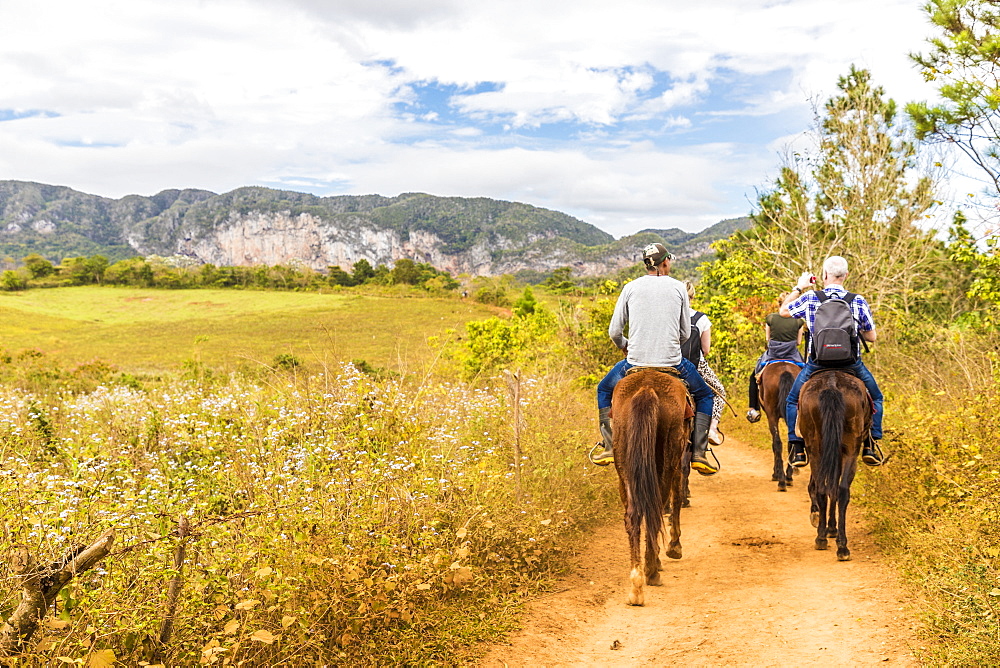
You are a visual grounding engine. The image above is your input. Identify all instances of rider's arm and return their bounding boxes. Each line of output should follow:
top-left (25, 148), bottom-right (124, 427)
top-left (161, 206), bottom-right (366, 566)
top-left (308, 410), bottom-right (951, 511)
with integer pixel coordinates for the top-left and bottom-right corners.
top-left (608, 286), bottom-right (629, 351)
top-left (861, 329), bottom-right (876, 343)
top-left (778, 294), bottom-right (796, 318)
top-left (701, 326), bottom-right (711, 356)
top-left (780, 273), bottom-right (814, 317)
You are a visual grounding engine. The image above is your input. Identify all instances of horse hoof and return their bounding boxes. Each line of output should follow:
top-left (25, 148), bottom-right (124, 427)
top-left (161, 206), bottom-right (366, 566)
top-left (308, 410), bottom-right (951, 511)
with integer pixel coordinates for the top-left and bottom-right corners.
top-left (810, 511), bottom-right (820, 528)
top-left (627, 592), bottom-right (644, 606)
top-left (681, 498), bottom-right (691, 508)
top-left (827, 528), bottom-right (838, 538)
top-left (647, 572), bottom-right (663, 586)
top-left (777, 482), bottom-right (787, 492)
top-left (837, 549), bottom-right (851, 561)
top-left (666, 547), bottom-right (682, 560)
top-left (771, 474), bottom-right (781, 482)
top-left (815, 538), bottom-right (828, 550)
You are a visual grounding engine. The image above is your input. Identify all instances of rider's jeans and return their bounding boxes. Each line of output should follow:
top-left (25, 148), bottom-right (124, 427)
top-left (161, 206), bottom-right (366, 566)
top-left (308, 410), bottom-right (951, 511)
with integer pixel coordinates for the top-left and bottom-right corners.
top-left (785, 359), bottom-right (884, 443)
top-left (597, 358), bottom-right (714, 416)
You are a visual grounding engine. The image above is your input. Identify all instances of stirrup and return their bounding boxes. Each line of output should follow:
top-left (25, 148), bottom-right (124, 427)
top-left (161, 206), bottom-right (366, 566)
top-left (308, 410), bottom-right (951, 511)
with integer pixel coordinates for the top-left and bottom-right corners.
top-left (691, 448), bottom-right (721, 476)
top-left (746, 408), bottom-right (761, 424)
top-left (862, 440), bottom-right (886, 467)
top-left (588, 442), bottom-right (614, 467)
top-left (789, 444), bottom-right (808, 468)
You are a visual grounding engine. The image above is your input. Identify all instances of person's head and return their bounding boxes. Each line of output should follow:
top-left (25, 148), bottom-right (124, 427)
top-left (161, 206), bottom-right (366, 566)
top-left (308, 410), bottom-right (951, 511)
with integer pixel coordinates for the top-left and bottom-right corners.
top-left (777, 291), bottom-right (790, 307)
top-left (684, 280), bottom-right (695, 300)
top-left (822, 256), bottom-right (849, 286)
top-left (642, 242), bottom-right (673, 275)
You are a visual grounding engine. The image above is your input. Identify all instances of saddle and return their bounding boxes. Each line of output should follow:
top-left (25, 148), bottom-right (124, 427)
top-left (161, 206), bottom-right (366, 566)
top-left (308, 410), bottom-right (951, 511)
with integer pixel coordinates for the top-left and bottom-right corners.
top-left (754, 359), bottom-right (804, 384)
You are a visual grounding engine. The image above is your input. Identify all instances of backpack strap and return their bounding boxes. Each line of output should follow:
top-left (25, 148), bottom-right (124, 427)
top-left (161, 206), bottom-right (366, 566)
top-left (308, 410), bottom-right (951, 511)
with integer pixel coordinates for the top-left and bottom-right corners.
top-left (841, 292), bottom-right (871, 353)
top-left (691, 311), bottom-right (705, 326)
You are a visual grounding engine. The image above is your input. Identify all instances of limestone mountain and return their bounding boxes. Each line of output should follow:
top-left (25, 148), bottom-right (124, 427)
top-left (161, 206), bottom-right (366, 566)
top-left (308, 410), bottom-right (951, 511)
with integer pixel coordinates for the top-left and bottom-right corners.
top-left (0, 180), bottom-right (748, 276)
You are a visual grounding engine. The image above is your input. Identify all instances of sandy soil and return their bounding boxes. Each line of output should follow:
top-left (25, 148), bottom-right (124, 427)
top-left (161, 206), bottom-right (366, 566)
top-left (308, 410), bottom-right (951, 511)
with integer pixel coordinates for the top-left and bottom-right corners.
top-left (482, 436), bottom-right (922, 667)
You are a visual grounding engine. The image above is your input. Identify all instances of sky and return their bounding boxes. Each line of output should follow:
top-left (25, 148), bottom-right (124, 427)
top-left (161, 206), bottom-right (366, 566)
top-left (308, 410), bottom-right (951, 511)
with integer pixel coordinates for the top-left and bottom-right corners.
top-left (0, 0), bottom-right (954, 238)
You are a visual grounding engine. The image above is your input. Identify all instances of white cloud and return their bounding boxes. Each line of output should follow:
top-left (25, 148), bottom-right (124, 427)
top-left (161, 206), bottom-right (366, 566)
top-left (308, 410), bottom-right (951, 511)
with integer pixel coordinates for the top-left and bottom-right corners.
top-left (0, 0), bottom-right (956, 239)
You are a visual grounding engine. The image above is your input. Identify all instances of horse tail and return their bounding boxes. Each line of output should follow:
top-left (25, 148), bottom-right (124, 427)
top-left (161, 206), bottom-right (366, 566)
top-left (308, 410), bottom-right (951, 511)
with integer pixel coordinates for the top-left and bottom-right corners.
top-left (624, 387), bottom-right (663, 555)
top-left (776, 370), bottom-right (794, 423)
top-left (817, 387), bottom-right (845, 496)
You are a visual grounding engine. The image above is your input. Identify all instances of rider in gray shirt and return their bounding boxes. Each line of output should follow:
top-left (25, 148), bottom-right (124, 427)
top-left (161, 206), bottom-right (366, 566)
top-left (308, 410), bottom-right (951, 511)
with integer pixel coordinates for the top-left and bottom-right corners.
top-left (593, 243), bottom-right (718, 475)
top-left (609, 274), bottom-right (690, 366)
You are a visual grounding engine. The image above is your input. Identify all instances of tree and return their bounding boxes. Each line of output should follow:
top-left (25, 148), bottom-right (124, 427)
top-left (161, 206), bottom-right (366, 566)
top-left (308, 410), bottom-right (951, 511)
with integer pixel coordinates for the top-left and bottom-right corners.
top-left (512, 286), bottom-right (538, 317)
top-left (22, 254), bottom-right (54, 279)
top-left (908, 0), bottom-right (1000, 197)
top-left (0, 270), bottom-right (26, 291)
top-left (748, 66), bottom-right (942, 314)
top-left (351, 259), bottom-right (375, 284)
top-left (328, 266), bottom-right (356, 287)
top-left (390, 258), bottom-right (422, 285)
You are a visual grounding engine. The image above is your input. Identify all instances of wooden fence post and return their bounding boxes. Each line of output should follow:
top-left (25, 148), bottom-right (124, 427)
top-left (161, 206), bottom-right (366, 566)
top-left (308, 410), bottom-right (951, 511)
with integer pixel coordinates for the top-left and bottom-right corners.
top-left (503, 369), bottom-right (523, 501)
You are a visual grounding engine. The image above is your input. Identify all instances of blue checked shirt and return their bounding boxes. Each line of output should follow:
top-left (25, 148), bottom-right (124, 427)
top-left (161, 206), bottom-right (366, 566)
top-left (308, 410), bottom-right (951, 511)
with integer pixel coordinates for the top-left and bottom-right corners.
top-left (786, 284), bottom-right (875, 339)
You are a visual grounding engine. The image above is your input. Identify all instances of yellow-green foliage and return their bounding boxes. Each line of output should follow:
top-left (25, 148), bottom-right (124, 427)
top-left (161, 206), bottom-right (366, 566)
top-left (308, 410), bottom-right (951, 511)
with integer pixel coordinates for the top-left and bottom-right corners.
top-left (458, 308), bottom-right (559, 379)
top-left (838, 323), bottom-right (1000, 666)
top-left (0, 364), bottom-right (610, 665)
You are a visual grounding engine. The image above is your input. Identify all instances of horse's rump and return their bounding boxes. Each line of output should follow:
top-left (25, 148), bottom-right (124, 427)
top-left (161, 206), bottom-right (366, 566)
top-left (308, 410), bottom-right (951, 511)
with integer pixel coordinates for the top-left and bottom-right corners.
top-left (799, 371), bottom-right (868, 494)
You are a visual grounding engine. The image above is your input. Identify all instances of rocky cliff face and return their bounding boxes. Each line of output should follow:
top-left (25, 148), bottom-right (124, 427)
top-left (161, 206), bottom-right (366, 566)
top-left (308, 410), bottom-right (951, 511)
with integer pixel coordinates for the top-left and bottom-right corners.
top-left (169, 209), bottom-right (639, 276)
top-left (0, 181), bottom-right (747, 276)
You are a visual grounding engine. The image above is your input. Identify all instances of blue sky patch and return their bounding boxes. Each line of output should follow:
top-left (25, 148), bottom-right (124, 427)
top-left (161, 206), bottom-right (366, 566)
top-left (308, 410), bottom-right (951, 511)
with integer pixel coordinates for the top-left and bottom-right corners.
top-left (0, 109), bottom-right (60, 122)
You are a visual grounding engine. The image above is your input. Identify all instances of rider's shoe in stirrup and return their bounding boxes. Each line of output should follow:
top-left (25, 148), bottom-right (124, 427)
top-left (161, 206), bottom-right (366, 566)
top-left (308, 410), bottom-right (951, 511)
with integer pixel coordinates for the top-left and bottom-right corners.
top-left (862, 437), bottom-right (885, 467)
top-left (691, 450), bottom-right (720, 476)
top-left (690, 413), bottom-right (719, 476)
top-left (746, 408), bottom-right (761, 423)
top-left (589, 442), bottom-right (614, 466)
top-left (788, 441), bottom-right (808, 468)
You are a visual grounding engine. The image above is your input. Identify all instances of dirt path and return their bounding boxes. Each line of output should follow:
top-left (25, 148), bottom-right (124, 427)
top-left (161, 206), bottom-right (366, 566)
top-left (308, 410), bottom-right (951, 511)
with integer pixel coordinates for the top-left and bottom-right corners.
top-left (482, 436), bottom-right (921, 667)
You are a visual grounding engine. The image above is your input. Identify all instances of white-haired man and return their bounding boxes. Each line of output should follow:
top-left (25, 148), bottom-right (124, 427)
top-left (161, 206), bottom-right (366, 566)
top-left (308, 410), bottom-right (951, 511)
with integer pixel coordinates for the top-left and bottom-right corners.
top-left (780, 255), bottom-right (885, 467)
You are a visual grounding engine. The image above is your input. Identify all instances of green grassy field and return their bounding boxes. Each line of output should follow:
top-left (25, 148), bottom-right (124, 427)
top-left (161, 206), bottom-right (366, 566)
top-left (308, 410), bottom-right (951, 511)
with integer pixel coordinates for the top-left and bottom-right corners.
top-left (0, 287), bottom-right (497, 373)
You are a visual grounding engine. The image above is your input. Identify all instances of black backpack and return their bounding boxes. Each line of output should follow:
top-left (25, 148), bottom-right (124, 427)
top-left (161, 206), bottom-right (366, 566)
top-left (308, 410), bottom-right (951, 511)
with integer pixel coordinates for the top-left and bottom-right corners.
top-left (681, 311), bottom-right (705, 365)
top-left (810, 291), bottom-right (861, 366)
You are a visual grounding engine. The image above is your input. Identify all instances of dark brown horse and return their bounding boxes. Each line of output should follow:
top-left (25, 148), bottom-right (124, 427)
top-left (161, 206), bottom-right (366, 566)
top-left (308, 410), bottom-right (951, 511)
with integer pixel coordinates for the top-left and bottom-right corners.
top-left (611, 368), bottom-right (691, 606)
top-left (797, 370), bottom-right (870, 561)
top-left (758, 361), bottom-right (802, 491)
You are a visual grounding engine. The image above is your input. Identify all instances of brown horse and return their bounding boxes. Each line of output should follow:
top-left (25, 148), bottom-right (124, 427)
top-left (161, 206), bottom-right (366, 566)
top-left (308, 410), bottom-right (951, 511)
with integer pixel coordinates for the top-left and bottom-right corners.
top-left (611, 368), bottom-right (691, 606)
top-left (797, 370), bottom-right (870, 561)
top-left (758, 361), bottom-right (802, 491)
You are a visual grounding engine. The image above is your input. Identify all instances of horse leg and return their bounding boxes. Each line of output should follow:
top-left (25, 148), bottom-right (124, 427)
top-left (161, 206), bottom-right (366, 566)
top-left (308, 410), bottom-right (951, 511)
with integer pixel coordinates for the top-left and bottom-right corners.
top-left (826, 487), bottom-right (839, 538)
top-left (679, 447), bottom-right (691, 508)
top-left (837, 461), bottom-right (858, 561)
top-left (814, 491), bottom-right (829, 550)
top-left (768, 415), bottom-right (783, 482)
top-left (626, 509), bottom-right (644, 606)
top-left (665, 466), bottom-right (683, 560)
top-left (808, 474), bottom-right (820, 528)
top-left (767, 415), bottom-right (787, 490)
